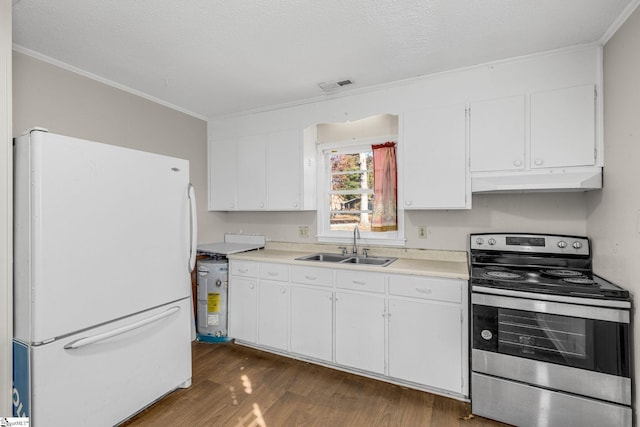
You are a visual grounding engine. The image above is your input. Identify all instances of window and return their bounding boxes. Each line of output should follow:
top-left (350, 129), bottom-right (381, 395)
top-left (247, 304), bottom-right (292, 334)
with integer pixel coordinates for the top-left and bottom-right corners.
top-left (317, 139), bottom-right (404, 245)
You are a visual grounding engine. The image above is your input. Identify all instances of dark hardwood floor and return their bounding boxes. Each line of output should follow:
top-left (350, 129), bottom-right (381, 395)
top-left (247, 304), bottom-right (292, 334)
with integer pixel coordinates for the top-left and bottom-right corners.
top-left (122, 342), bottom-right (510, 427)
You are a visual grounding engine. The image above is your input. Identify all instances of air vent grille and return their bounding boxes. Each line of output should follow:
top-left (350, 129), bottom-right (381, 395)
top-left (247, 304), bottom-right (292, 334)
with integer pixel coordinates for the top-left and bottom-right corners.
top-left (319, 79), bottom-right (353, 92)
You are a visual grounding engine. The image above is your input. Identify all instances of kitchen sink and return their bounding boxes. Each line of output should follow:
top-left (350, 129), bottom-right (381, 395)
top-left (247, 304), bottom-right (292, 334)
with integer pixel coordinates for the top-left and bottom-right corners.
top-left (295, 252), bottom-right (397, 267)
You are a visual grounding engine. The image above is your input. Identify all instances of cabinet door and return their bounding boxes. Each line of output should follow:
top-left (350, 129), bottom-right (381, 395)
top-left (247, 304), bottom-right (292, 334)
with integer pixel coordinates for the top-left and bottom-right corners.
top-left (267, 129), bottom-right (302, 210)
top-left (236, 134), bottom-right (267, 210)
top-left (290, 286), bottom-right (333, 361)
top-left (470, 95), bottom-right (526, 172)
top-left (530, 85), bottom-right (595, 169)
top-left (335, 292), bottom-right (385, 374)
top-left (402, 104), bottom-right (469, 209)
top-left (208, 138), bottom-right (237, 210)
top-left (388, 298), bottom-right (462, 393)
top-left (257, 280), bottom-right (289, 350)
top-left (228, 276), bottom-right (257, 343)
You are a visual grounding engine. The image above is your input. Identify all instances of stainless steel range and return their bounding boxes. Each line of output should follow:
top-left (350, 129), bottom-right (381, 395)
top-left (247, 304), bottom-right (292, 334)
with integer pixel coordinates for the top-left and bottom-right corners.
top-left (469, 233), bottom-right (632, 427)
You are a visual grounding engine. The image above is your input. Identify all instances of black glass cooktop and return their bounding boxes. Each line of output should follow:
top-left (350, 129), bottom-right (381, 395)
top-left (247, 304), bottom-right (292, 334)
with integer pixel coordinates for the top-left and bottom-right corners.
top-left (471, 266), bottom-right (630, 300)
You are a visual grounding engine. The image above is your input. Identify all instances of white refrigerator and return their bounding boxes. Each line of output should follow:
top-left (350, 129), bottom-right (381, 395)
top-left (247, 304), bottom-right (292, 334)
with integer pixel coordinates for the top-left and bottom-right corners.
top-left (12, 129), bottom-right (197, 426)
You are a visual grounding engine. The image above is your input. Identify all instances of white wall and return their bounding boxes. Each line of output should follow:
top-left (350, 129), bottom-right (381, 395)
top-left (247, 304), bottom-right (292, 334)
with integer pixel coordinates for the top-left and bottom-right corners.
top-left (587, 4), bottom-right (640, 413)
top-left (12, 51), bottom-right (224, 243)
top-left (0, 0), bottom-right (11, 417)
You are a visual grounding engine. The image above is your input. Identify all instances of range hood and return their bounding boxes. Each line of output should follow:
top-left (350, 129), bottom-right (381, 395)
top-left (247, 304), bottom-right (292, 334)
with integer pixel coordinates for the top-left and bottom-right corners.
top-left (472, 167), bottom-right (602, 193)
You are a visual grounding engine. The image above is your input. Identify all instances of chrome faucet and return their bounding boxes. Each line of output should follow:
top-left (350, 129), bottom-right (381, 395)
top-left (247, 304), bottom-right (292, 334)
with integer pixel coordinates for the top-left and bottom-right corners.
top-left (352, 225), bottom-right (360, 254)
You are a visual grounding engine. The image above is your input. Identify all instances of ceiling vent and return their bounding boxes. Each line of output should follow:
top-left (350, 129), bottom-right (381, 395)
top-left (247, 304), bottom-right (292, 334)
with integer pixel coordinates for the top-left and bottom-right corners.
top-left (319, 79), bottom-right (353, 92)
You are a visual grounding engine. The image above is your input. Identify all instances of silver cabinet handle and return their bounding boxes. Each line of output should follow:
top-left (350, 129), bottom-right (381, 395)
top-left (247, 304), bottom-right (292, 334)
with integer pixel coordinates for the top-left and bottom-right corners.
top-left (353, 280), bottom-right (366, 286)
top-left (304, 275), bottom-right (317, 281)
top-left (416, 288), bottom-right (433, 294)
top-left (267, 271), bottom-right (279, 276)
top-left (64, 307), bottom-right (180, 350)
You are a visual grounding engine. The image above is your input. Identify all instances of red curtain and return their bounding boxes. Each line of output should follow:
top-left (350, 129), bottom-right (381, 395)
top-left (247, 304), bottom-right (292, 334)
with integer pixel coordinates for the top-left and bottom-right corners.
top-left (371, 142), bottom-right (397, 232)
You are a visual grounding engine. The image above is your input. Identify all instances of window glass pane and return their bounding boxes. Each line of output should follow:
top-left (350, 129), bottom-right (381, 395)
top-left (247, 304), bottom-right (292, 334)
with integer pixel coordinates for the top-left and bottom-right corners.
top-left (330, 153), bottom-right (371, 173)
top-left (329, 194), bottom-right (372, 231)
top-left (331, 173), bottom-right (366, 191)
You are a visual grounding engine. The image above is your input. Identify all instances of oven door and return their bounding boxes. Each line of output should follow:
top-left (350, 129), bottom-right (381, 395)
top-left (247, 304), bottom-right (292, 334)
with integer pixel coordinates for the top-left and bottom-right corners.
top-left (471, 292), bottom-right (631, 405)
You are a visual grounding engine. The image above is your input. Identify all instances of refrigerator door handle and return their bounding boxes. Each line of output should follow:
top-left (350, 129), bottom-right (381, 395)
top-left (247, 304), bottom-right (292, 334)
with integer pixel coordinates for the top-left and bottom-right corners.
top-left (188, 183), bottom-right (198, 272)
top-left (64, 306), bottom-right (181, 350)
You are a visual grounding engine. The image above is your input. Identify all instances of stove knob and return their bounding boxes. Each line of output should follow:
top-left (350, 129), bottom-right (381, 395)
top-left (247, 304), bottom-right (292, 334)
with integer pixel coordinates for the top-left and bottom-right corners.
top-left (475, 237), bottom-right (484, 245)
top-left (481, 330), bottom-right (493, 340)
top-left (572, 241), bottom-right (583, 249)
top-left (488, 238), bottom-right (496, 246)
top-left (557, 240), bottom-right (567, 249)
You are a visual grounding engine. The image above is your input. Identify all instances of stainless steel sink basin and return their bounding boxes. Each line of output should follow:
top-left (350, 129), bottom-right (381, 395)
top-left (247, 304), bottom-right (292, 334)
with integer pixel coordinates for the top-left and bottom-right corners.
top-left (296, 253), bottom-right (351, 262)
top-left (340, 256), bottom-right (397, 266)
top-left (296, 252), bottom-right (397, 267)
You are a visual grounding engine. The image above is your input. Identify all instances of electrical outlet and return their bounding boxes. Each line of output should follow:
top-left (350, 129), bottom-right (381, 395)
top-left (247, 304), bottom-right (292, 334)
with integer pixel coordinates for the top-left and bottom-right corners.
top-left (298, 226), bottom-right (309, 238)
top-left (418, 226), bottom-right (427, 239)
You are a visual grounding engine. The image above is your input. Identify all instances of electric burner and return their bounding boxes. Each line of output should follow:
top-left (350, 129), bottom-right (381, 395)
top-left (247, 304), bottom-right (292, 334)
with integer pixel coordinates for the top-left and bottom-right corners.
top-left (484, 271), bottom-right (525, 280)
top-left (563, 277), bottom-right (596, 285)
top-left (541, 269), bottom-right (584, 278)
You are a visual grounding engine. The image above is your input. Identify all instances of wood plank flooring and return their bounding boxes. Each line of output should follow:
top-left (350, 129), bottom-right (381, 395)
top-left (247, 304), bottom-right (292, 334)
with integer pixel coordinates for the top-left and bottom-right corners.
top-left (121, 342), bottom-right (510, 427)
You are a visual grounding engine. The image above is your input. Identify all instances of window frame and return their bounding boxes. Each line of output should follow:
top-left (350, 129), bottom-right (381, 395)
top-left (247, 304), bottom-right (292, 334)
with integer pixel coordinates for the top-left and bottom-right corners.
top-left (316, 136), bottom-right (405, 246)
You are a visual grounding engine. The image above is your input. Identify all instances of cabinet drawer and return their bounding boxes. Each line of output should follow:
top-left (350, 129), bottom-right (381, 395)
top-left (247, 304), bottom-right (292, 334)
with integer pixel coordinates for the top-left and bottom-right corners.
top-left (389, 275), bottom-right (461, 303)
top-left (291, 266), bottom-right (333, 287)
top-left (336, 270), bottom-right (385, 293)
top-left (230, 261), bottom-right (258, 278)
top-left (259, 263), bottom-right (289, 282)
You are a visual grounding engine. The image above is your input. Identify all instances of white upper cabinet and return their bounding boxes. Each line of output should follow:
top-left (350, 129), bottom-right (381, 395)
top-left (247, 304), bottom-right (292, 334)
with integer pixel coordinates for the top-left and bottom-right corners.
top-left (402, 104), bottom-right (470, 209)
top-left (469, 84), bottom-right (600, 192)
top-left (237, 134), bottom-right (267, 210)
top-left (530, 85), bottom-right (596, 169)
top-left (208, 128), bottom-right (316, 211)
top-left (267, 129), bottom-right (302, 210)
top-left (470, 95), bottom-right (526, 172)
top-left (208, 137), bottom-right (237, 210)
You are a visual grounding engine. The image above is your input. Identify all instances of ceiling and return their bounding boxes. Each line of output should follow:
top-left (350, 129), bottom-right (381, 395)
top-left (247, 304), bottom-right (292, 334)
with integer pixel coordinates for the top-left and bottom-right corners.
top-left (11, 0), bottom-right (637, 120)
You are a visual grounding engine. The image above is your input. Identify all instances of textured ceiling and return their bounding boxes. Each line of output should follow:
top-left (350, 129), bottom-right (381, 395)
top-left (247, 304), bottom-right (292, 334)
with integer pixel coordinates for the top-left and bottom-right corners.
top-left (11, 0), bottom-right (637, 119)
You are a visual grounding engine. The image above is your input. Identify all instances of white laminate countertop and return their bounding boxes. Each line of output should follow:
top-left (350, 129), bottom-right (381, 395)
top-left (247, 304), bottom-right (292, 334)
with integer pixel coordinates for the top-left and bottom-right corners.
top-left (226, 241), bottom-right (469, 280)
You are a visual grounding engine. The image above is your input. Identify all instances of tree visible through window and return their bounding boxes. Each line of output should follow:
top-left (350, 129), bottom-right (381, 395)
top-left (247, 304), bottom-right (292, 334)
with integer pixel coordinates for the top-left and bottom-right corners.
top-left (328, 150), bottom-right (374, 231)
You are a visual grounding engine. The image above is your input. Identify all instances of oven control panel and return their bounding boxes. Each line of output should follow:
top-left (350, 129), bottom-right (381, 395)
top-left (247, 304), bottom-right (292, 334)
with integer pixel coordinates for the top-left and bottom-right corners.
top-left (470, 233), bottom-right (590, 256)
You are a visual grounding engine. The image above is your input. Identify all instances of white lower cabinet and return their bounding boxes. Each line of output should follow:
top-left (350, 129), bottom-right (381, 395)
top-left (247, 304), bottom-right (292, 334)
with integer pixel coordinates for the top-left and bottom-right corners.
top-left (335, 291), bottom-right (386, 375)
top-left (228, 276), bottom-right (257, 343)
top-left (388, 298), bottom-right (463, 393)
top-left (257, 280), bottom-right (289, 351)
top-left (290, 285), bottom-right (333, 361)
top-left (228, 259), bottom-right (468, 398)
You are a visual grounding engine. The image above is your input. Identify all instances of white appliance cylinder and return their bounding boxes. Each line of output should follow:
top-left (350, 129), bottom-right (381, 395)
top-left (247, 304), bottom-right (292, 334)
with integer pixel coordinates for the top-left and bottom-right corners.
top-left (196, 259), bottom-right (229, 341)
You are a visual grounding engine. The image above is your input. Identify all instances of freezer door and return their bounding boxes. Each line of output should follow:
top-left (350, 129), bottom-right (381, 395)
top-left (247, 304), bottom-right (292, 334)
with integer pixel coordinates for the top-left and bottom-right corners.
top-left (30, 298), bottom-right (192, 426)
top-left (14, 130), bottom-right (193, 343)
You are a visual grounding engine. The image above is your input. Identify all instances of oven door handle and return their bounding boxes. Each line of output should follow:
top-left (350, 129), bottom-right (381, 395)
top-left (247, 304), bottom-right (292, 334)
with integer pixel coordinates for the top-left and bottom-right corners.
top-left (472, 293), bottom-right (629, 323)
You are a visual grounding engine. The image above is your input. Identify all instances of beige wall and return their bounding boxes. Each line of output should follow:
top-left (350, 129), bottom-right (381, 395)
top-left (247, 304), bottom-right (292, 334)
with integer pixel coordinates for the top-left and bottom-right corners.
top-left (12, 51), bottom-right (224, 242)
top-left (223, 192), bottom-right (588, 250)
top-left (588, 5), bottom-right (640, 413)
top-left (1, 0), bottom-right (11, 416)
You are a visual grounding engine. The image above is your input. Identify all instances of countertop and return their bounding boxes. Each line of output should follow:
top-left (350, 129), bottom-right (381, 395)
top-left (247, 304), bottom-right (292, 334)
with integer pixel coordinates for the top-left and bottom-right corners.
top-left (226, 242), bottom-right (469, 280)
